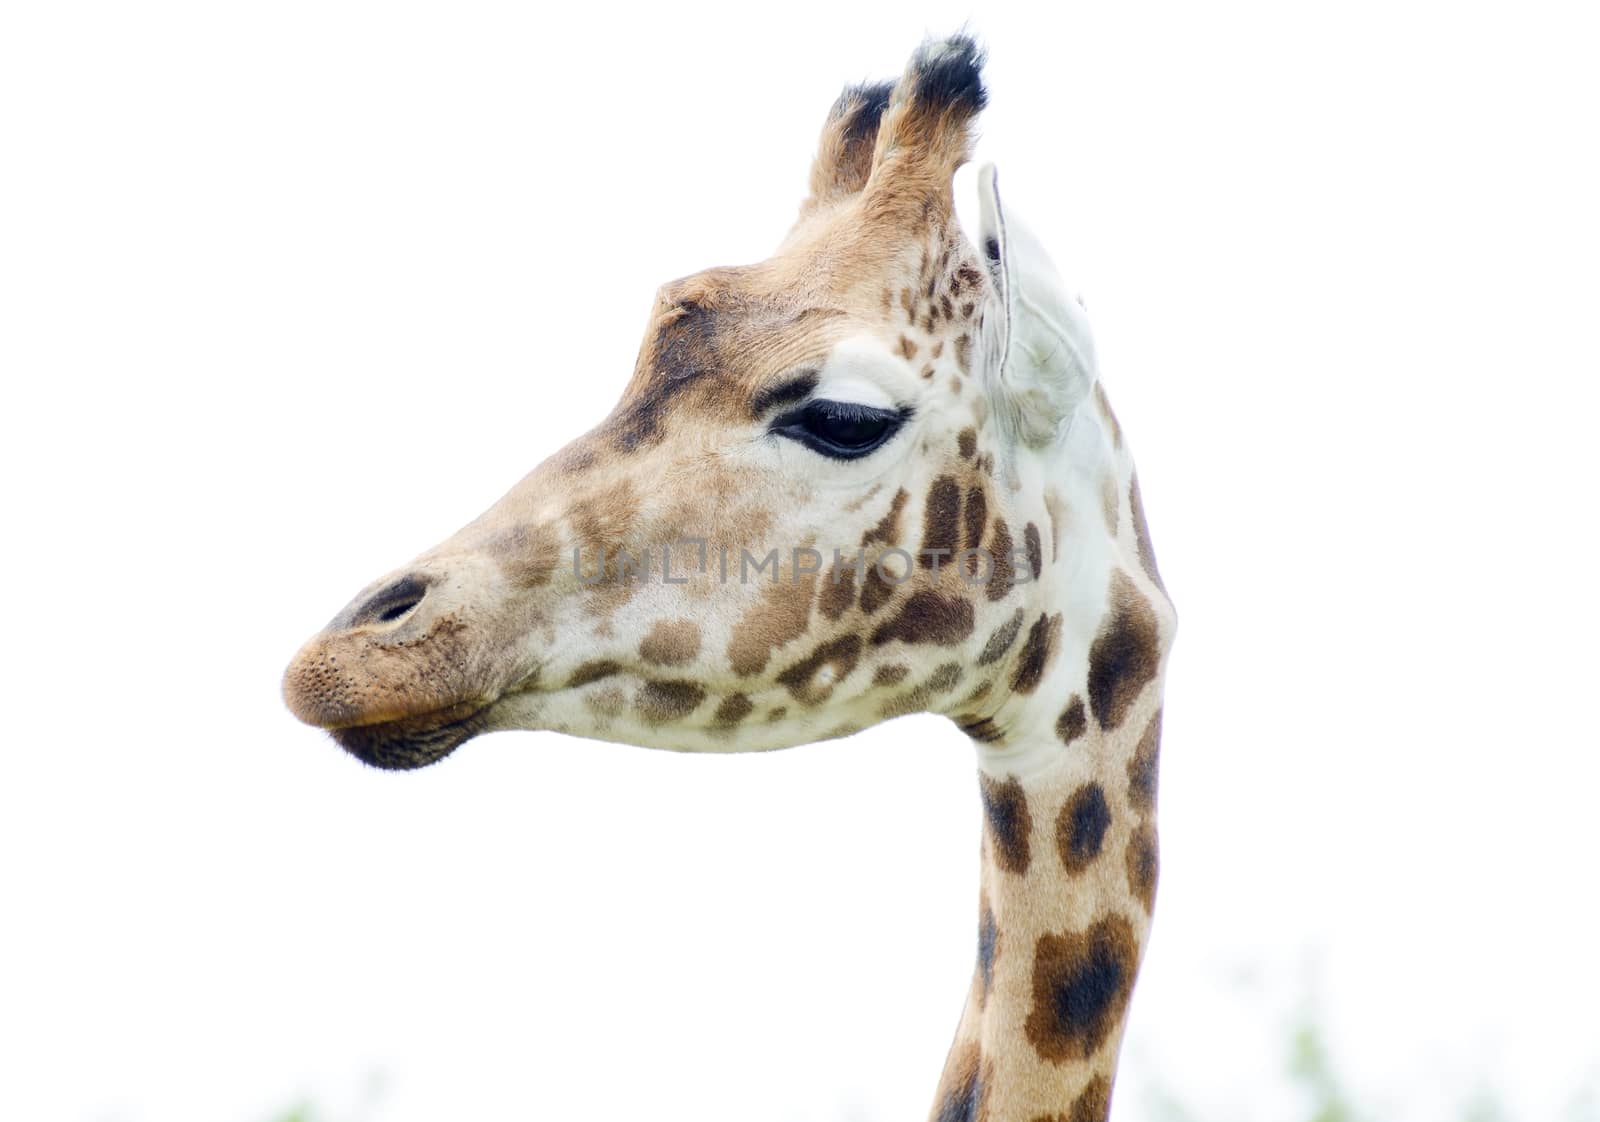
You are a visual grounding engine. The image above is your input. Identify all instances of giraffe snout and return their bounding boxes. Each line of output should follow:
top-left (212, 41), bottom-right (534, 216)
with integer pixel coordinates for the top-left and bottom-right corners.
top-left (281, 559), bottom-right (514, 746)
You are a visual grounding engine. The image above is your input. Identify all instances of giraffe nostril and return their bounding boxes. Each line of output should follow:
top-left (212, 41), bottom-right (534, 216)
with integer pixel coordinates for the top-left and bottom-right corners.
top-left (377, 596), bottom-right (421, 624)
top-left (355, 574), bottom-right (429, 627)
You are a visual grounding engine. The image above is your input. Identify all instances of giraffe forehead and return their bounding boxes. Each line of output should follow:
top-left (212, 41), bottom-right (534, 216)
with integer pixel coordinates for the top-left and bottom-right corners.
top-left (602, 299), bottom-right (845, 452)
top-left (603, 214), bottom-right (989, 453)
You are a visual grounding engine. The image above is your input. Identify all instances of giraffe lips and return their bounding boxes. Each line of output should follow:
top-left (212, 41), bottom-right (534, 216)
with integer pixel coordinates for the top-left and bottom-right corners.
top-left (328, 701), bottom-right (491, 770)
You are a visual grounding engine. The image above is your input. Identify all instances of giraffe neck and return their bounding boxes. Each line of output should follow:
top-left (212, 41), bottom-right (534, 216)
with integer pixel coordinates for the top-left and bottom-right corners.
top-left (930, 614), bottom-right (1165, 1122)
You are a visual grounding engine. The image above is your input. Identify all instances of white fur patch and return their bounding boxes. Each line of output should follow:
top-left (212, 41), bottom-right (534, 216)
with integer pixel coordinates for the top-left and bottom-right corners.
top-left (813, 335), bottom-right (919, 408)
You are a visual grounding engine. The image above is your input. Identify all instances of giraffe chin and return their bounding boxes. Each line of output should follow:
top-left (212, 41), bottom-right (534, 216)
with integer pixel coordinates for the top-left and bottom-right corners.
top-left (328, 703), bottom-right (490, 771)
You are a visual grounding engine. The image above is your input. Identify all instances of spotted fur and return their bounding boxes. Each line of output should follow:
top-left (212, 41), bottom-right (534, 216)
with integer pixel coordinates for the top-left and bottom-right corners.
top-left (281, 31), bottom-right (1176, 1122)
top-left (1024, 917), bottom-right (1139, 1063)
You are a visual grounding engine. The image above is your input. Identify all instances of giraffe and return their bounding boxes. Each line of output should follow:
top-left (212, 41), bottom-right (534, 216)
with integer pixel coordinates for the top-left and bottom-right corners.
top-left (283, 35), bottom-right (1175, 1122)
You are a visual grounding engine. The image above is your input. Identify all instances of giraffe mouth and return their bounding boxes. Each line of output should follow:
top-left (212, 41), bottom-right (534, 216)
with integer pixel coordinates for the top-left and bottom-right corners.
top-left (328, 701), bottom-right (491, 770)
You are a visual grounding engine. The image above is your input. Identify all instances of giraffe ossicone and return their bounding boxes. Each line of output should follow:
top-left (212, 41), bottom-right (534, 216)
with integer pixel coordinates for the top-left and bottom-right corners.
top-left (284, 34), bottom-right (1175, 1122)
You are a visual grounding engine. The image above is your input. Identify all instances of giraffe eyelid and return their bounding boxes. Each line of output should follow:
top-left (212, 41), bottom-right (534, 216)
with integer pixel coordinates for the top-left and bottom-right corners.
top-left (769, 398), bottom-right (913, 460)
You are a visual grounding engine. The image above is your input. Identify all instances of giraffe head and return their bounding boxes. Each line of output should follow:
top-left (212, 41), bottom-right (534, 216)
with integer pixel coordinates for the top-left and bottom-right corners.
top-left (284, 36), bottom-right (1143, 770)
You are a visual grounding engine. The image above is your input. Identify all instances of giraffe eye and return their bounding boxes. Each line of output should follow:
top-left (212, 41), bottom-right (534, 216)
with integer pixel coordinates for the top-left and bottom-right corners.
top-left (772, 399), bottom-right (910, 460)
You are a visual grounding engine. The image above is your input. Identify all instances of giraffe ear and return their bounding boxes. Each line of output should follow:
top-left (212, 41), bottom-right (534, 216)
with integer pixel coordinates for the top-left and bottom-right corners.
top-left (976, 163), bottom-right (1097, 446)
top-left (798, 79), bottom-right (895, 218)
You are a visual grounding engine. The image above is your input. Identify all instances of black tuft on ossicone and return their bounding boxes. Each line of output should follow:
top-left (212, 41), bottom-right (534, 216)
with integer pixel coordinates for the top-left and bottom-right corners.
top-left (837, 78), bottom-right (896, 144)
top-left (910, 33), bottom-right (988, 116)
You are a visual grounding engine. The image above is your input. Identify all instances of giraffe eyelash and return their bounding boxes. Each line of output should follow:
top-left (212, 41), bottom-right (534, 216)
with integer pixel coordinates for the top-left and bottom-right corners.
top-left (770, 399), bottom-right (913, 460)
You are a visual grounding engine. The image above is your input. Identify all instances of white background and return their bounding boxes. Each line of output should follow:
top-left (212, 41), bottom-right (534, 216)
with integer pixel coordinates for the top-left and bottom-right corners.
top-left (3, 3), bottom-right (1598, 1120)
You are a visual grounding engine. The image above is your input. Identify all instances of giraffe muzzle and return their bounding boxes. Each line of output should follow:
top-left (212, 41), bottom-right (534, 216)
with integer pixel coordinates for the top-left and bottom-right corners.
top-left (282, 557), bottom-right (532, 767)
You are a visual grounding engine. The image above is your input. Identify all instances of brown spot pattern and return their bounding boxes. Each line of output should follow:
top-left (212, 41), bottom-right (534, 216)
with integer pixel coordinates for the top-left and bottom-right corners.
top-left (1055, 695), bottom-right (1087, 744)
top-left (1127, 709), bottom-right (1162, 812)
top-left (862, 489), bottom-right (909, 548)
top-left (932, 1041), bottom-right (987, 1122)
top-left (986, 519), bottom-right (1015, 601)
top-left (487, 522), bottom-right (561, 588)
top-left (977, 609), bottom-right (1025, 667)
top-left (921, 476), bottom-right (962, 569)
top-left (727, 571), bottom-right (817, 676)
top-left (963, 487), bottom-right (988, 570)
top-left (979, 774), bottom-right (1032, 875)
top-left (568, 660), bottom-right (622, 688)
top-left (712, 693), bottom-right (754, 727)
top-left (960, 715), bottom-right (1005, 743)
top-left (1070, 1076), bottom-right (1112, 1122)
top-left (638, 619), bottom-right (701, 666)
top-left (1024, 916), bottom-right (1139, 1063)
top-left (859, 565), bottom-right (896, 615)
top-left (1010, 612), bottom-right (1061, 695)
top-left (1057, 783), bottom-right (1112, 874)
top-left (978, 897), bottom-right (998, 1004)
top-left (1024, 522), bottom-right (1044, 581)
top-left (820, 563), bottom-right (856, 620)
top-left (775, 634), bottom-right (862, 704)
top-left (958, 427), bottom-right (977, 459)
top-left (870, 590), bottom-right (974, 647)
top-left (1125, 823), bottom-right (1159, 913)
top-left (880, 683), bottom-right (936, 720)
top-left (1086, 571), bottom-right (1160, 730)
top-left (872, 663), bottom-right (910, 686)
top-left (637, 680), bottom-right (705, 723)
top-left (927, 662), bottom-right (964, 691)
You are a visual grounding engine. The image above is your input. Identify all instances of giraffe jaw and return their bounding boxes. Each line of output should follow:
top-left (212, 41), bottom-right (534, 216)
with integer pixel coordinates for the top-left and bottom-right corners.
top-left (326, 700), bottom-right (492, 770)
top-left (313, 652), bottom-right (553, 770)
